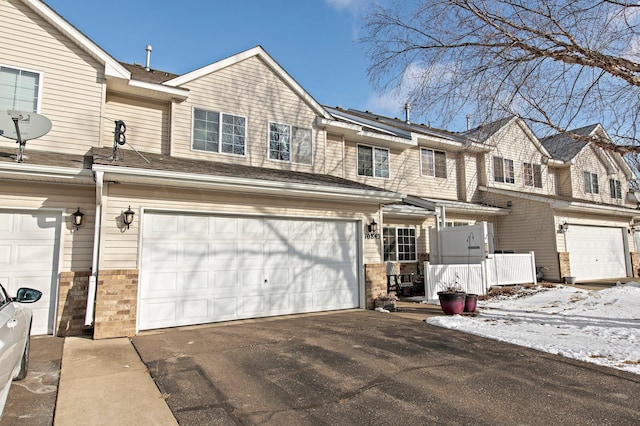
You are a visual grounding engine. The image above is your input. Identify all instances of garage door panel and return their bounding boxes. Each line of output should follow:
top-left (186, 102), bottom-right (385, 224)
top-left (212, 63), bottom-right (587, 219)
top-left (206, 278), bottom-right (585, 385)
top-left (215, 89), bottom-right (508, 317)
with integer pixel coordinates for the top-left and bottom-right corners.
top-left (139, 213), bottom-right (360, 330)
top-left (0, 211), bottom-right (60, 335)
top-left (566, 225), bottom-right (626, 281)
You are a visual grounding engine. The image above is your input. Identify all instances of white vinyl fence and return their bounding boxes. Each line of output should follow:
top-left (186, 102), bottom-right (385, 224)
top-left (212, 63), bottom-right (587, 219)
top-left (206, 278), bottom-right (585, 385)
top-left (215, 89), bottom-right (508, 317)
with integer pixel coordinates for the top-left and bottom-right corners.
top-left (424, 252), bottom-right (537, 301)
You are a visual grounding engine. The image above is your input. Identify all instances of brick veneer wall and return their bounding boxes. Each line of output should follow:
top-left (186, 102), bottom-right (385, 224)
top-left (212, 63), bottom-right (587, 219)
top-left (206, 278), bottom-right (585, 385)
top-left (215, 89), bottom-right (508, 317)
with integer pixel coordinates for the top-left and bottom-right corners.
top-left (93, 269), bottom-right (139, 340)
top-left (558, 252), bottom-right (571, 281)
top-left (57, 271), bottom-right (90, 337)
top-left (631, 252), bottom-right (640, 278)
top-left (364, 263), bottom-right (386, 309)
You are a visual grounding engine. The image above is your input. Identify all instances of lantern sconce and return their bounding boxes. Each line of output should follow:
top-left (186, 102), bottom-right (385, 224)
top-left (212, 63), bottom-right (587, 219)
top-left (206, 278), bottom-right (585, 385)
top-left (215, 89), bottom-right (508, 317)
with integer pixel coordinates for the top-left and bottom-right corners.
top-left (365, 219), bottom-right (380, 239)
top-left (71, 207), bottom-right (84, 231)
top-left (559, 222), bottom-right (569, 233)
top-left (123, 206), bottom-right (135, 230)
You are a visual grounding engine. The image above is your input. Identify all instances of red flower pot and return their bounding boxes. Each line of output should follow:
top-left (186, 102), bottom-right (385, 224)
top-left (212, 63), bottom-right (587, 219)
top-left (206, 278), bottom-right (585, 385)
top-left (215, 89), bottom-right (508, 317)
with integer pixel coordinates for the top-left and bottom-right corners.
top-left (437, 292), bottom-right (466, 315)
top-left (464, 294), bottom-right (478, 312)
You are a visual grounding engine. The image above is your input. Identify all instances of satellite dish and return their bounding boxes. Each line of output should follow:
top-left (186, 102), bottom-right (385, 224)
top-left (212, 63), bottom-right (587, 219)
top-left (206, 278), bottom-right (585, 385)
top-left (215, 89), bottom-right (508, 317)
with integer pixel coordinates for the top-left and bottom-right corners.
top-left (627, 191), bottom-right (640, 203)
top-left (0, 110), bottom-right (52, 140)
top-left (0, 110), bottom-right (52, 162)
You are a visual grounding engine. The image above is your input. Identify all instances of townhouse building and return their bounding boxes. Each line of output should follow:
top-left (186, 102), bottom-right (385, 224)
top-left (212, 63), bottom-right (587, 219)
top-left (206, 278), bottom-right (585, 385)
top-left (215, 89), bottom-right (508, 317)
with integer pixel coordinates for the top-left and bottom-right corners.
top-left (1, 0), bottom-right (637, 339)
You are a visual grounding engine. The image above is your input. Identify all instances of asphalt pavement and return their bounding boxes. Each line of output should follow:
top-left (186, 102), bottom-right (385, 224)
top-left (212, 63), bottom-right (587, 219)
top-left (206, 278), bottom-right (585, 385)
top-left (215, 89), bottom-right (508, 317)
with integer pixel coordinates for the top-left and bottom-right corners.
top-left (2, 282), bottom-right (639, 425)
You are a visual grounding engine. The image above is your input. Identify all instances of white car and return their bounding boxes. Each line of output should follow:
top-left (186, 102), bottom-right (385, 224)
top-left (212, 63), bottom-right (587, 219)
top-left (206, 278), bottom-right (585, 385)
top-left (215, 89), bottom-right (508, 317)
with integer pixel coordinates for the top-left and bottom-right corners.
top-left (0, 283), bottom-right (42, 420)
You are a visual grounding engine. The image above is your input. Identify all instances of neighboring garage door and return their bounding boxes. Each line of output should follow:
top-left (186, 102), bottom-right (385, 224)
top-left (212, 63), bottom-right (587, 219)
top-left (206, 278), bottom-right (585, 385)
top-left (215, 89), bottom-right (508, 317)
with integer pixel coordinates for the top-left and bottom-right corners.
top-left (0, 210), bottom-right (60, 335)
top-left (139, 212), bottom-right (360, 330)
top-left (565, 225), bottom-right (626, 281)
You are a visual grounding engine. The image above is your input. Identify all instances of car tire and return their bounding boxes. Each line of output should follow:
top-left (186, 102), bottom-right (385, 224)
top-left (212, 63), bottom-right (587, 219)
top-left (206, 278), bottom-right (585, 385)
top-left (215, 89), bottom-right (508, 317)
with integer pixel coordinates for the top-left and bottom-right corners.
top-left (14, 324), bottom-right (31, 381)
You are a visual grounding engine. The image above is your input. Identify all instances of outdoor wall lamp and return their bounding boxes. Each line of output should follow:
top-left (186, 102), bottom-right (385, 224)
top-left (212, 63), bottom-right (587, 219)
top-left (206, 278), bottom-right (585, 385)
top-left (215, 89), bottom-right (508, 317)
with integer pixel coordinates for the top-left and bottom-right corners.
top-left (71, 207), bottom-right (84, 231)
top-left (559, 222), bottom-right (569, 233)
top-left (365, 219), bottom-right (380, 240)
top-left (123, 206), bottom-right (135, 229)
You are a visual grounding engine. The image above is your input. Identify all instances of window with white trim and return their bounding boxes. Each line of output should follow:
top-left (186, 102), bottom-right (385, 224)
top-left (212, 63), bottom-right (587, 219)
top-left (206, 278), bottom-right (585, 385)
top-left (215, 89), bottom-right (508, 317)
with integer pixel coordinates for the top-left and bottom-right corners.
top-left (421, 148), bottom-right (447, 178)
top-left (523, 162), bottom-right (542, 188)
top-left (268, 121), bottom-right (312, 164)
top-left (358, 145), bottom-right (389, 178)
top-left (0, 65), bottom-right (41, 112)
top-left (192, 108), bottom-right (246, 155)
top-left (609, 178), bottom-right (622, 199)
top-left (444, 221), bottom-right (473, 227)
top-left (584, 171), bottom-right (599, 194)
top-left (383, 227), bottom-right (416, 262)
top-left (493, 156), bottom-right (515, 184)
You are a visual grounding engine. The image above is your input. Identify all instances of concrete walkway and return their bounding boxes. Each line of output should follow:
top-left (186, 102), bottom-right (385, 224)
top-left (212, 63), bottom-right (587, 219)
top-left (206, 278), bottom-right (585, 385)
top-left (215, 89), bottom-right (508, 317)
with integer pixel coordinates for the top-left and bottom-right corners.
top-left (54, 337), bottom-right (177, 426)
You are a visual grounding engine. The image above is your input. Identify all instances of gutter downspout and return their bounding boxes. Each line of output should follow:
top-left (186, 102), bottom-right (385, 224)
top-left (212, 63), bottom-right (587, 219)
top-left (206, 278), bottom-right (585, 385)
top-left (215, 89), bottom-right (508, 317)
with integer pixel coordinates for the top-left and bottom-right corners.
top-left (85, 170), bottom-right (103, 326)
top-left (436, 205), bottom-right (446, 264)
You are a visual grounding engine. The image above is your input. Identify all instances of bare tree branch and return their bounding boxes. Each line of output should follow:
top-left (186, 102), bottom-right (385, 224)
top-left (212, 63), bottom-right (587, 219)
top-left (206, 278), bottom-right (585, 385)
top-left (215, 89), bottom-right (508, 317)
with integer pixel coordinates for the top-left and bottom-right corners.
top-left (362, 0), bottom-right (640, 162)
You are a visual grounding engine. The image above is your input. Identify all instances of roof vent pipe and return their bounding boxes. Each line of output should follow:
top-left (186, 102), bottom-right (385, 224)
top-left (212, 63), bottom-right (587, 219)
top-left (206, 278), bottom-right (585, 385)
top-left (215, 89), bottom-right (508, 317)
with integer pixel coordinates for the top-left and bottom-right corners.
top-left (145, 45), bottom-right (152, 71)
top-left (405, 102), bottom-right (411, 124)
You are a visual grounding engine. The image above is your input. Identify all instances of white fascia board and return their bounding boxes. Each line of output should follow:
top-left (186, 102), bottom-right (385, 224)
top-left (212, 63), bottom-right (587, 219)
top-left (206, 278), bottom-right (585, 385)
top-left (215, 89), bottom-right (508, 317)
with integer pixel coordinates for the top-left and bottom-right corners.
top-left (165, 46), bottom-right (330, 119)
top-left (382, 204), bottom-right (437, 217)
top-left (406, 195), bottom-right (508, 215)
top-left (127, 80), bottom-right (189, 100)
top-left (317, 118), bottom-right (417, 148)
top-left (416, 134), bottom-right (466, 151)
top-left (479, 185), bottom-right (555, 205)
top-left (92, 164), bottom-right (404, 203)
top-left (24, 0), bottom-right (130, 80)
top-left (552, 199), bottom-right (640, 216)
top-left (481, 185), bottom-right (639, 216)
top-left (0, 161), bottom-right (93, 180)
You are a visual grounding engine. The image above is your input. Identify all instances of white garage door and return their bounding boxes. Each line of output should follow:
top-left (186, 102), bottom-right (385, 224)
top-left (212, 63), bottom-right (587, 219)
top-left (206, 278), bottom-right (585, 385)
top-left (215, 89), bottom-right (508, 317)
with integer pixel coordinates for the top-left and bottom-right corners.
top-left (139, 213), bottom-right (360, 330)
top-left (565, 225), bottom-right (626, 281)
top-left (0, 210), bottom-right (60, 335)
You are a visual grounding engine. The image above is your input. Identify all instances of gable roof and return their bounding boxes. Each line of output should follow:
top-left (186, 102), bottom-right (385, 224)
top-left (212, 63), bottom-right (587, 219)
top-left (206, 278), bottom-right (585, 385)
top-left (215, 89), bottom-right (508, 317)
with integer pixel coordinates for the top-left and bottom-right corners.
top-left (463, 116), bottom-right (515, 142)
top-left (463, 116), bottom-right (554, 160)
top-left (541, 124), bottom-right (634, 178)
top-left (539, 124), bottom-right (599, 162)
top-left (164, 46), bottom-right (332, 119)
top-left (20, 0), bottom-right (130, 79)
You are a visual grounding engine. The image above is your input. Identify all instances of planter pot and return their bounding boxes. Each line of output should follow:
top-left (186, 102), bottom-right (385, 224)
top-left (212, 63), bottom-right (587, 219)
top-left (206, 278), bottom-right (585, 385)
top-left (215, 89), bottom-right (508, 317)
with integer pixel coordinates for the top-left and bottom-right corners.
top-left (464, 294), bottom-right (478, 312)
top-left (437, 291), bottom-right (466, 315)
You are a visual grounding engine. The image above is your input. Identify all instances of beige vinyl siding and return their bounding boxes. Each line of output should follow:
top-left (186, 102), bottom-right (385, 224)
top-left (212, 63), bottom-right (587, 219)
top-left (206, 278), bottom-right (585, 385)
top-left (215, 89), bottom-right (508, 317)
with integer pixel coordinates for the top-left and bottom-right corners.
top-left (555, 167), bottom-right (573, 197)
top-left (104, 94), bottom-right (169, 154)
top-left (342, 141), bottom-right (459, 199)
top-left (325, 132), bottom-right (345, 178)
top-left (0, 182), bottom-right (94, 271)
top-left (484, 122), bottom-right (554, 195)
top-left (457, 152), bottom-right (480, 202)
top-left (170, 56), bottom-right (325, 172)
top-left (489, 194), bottom-right (558, 278)
top-left (571, 146), bottom-right (635, 207)
top-left (99, 184), bottom-right (379, 269)
top-left (0, 1), bottom-right (104, 154)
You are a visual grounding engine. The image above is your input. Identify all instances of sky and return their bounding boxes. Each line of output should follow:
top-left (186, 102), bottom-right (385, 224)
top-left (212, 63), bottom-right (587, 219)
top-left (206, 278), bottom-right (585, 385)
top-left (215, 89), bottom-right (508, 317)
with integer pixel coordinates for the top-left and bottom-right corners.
top-left (42, 0), bottom-right (428, 128)
top-left (414, 283), bottom-right (640, 375)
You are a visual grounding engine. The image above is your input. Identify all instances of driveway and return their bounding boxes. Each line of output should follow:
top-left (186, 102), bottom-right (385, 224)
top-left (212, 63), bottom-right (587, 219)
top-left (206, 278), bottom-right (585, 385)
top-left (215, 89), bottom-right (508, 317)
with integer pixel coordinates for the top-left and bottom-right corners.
top-left (132, 310), bottom-right (640, 425)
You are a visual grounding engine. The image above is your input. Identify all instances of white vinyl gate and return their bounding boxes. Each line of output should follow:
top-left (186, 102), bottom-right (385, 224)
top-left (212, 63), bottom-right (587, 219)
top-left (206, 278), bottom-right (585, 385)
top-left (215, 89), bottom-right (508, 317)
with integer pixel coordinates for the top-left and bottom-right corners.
top-left (0, 210), bottom-right (60, 335)
top-left (139, 212), bottom-right (360, 330)
top-left (565, 225), bottom-right (626, 281)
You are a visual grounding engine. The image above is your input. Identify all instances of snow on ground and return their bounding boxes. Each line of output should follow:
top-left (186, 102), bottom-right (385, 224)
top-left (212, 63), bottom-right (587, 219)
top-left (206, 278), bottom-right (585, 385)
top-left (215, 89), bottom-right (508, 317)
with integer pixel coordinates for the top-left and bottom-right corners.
top-left (423, 282), bottom-right (640, 374)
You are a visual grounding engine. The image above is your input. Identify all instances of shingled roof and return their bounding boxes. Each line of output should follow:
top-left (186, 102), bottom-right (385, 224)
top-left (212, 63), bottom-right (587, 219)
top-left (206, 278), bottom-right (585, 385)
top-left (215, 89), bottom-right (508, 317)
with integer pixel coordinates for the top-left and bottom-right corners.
top-left (540, 124), bottom-right (599, 162)
top-left (119, 62), bottom-right (179, 84)
top-left (91, 147), bottom-right (393, 193)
